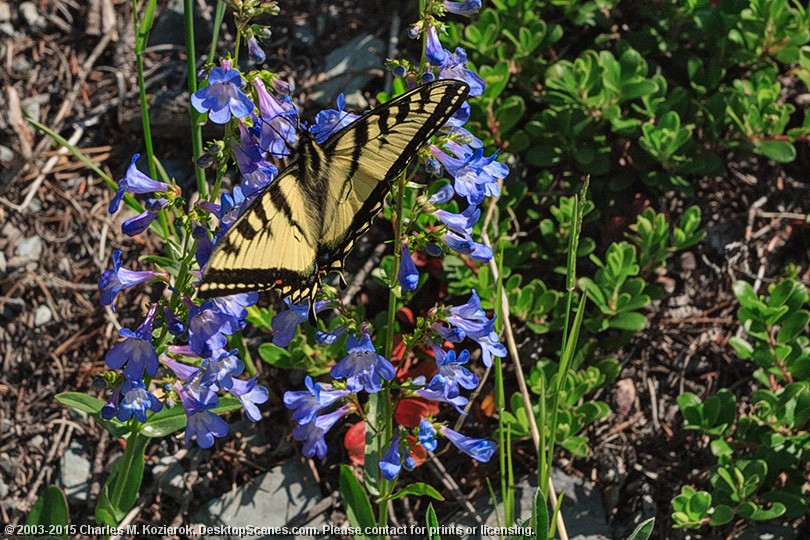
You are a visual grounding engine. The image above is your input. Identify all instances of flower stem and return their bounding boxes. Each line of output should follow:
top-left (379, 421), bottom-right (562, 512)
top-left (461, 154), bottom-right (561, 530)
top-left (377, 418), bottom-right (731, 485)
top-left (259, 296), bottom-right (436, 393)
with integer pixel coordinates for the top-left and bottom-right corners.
top-left (183, 0), bottom-right (208, 199)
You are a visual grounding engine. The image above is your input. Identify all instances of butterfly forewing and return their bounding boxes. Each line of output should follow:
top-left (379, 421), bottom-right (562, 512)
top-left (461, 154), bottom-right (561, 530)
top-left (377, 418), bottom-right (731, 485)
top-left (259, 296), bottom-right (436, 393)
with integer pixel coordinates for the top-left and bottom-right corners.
top-left (199, 79), bottom-right (470, 306)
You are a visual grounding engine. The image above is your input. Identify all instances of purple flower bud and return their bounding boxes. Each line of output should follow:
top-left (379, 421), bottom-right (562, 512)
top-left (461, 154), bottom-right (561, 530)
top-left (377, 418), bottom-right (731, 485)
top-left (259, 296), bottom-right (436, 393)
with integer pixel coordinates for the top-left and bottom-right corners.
top-left (398, 240), bottom-right (419, 292)
top-left (247, 36), bottom-right (266, 63)
top-left (418, 419), bottom-right (437, 451)
top-left (379, 436), bottom-right (402, 480)
top-left (443, 0), bottom-right (482, 16)
top-left (122, 198), bottom-right (169, 237)
top-left (429, 184), bottom-right (455, 205)
top-left (393, 65), bottom-right (407, 78)
top-left (99, 250), bottom-right (166, 308)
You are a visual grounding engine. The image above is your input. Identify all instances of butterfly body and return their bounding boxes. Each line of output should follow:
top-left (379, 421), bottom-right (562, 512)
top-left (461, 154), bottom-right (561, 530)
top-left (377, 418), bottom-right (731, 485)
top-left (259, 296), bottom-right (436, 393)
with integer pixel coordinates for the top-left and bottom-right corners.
top-left (198, 80), bottom-right (470, 319)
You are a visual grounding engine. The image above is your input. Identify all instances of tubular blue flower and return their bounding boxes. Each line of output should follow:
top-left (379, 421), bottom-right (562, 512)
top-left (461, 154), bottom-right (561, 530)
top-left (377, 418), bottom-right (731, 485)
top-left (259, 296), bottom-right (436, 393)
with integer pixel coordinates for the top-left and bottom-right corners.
top-left (193, 224), bottom-right (214, 270)
top-left (432, 346), bottom-right (478, 396)
top-left (331, 330), bottom-right (396, 393)
top-left (271, 77), bottom-right (293, 96)
top-left (191, 67), bottom-right (254, 124)
top-left (403, 451), bottom-right (416, 470)
top-left (187, 300), bottom-right (236, 357)
top-left (425, 242), bottom-right (444, 257)
top-left (201, 349), bottom-right (244, 391)
top-left (446, 290), bottom-right (488, 335)
top-left (398, 240), bottom-right (419, 291)
top-left (439, 48), bottom-right (486, 97)
top-left (379, 436), bottom-right (402, 480)
top-left (292, 404), bottom-right (352, 459)
top-left (425, 26), bottom-right (449, 66)
top-left (233, 120), bottom-right (278, 198)
top-left (442, 230), bottom-right (493, 262)
top-left (284, 376), bottom-right (350, 425)
top-left (105, 305), bottom-right (159, 381)
top-left (309, 93), bottom-right (360, 144)
top-left (115, 379), bottom-right (163, 423)
top-left (429, 184), bottom-right (455, 205)
top-left (247, 36), bottom-right (266, 63)
top-left (176, 383), bottom-right (229, 448)
top-left (271, 299), bottom-right (331, 347)
top-left (430, 143), bottom-right (507, 205)
top-left (414, 379), bottom-right (468, 412)
top-left (314, 325), bottom-right (346, 345)
top-left (418, 419), bottom-right (437, 451)
top-left (161, 355), bottom-right (200, 382)
top-left (229, 377), bottom-right (270, 422)
top-left (443, 0), bottom-right (482, 16)
top-left (465, 318), bottom-right (507, 368)
top-left (212, 292), bottom-right (258, 332)
top-left (99, 250), bottom-right (165, 308)
top-left (101, 386), bottom-right (122, 420)
top-left (162, 354), bottom-right (212, 400)
top-left (392, 65), bottom-right (407, 78)
top-left (431, 322), bottom-right (465, 342)
top-left (252, 78), bottom-right (298, 158)
top-left (441, 426), bottom-right (496, 462)
top-left (434, 205), bottom-right (480, 236)
top-left (163, 306), bottom-right (185, 336)
top-left (122, 198), bottom-right (169, 237)
top-left (109, 154), bottom-right (172, 214)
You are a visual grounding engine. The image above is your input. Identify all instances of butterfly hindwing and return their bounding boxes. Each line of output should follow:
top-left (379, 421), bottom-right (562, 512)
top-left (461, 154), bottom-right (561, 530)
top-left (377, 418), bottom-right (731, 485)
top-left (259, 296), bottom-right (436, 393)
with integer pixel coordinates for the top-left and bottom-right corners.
top-left (199, 79), bottom-right (470, 308)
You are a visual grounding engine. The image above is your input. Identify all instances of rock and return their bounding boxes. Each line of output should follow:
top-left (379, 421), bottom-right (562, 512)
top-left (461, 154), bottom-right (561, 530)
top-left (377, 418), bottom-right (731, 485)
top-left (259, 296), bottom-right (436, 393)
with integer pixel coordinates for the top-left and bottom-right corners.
top-left (0, 145), bottom-right (11, 164)
top-left (0, 252), bottom-right (6, 274)
top-left (0, 452), bottom-right (16, 477)
top-left (0, 478), bottom-right (7, 499)
top-left (34, 305), bottom-right (52, 326)
top-left (1, 222), bottom-right (22, 248)
top-left (310, 34), bottom-right (385, 108)
top-left (449, 469), bottom-right (612, 540)
top-left (0, 418), bottom-right (11, 434)
top-left (152, 456), bottom-right (187, 501)
top-left (29, 435), bottom-right (45, 449)
top-left (0, 2), bottom-right (13, 37)
top-left (18, 1), bottom-right (45, 32)
top-left (59, 440), bottom-right (91, 504)
top-left (193, 459), bottom-right (326, 538)
top-left (10, 235), bottom-right (43, 268)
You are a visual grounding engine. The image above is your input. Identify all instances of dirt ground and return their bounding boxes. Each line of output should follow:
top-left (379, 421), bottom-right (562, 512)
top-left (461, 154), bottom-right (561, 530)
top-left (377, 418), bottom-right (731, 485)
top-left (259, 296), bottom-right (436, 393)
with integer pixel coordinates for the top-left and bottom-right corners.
top-left (0, 0), bottom-right (808, 539)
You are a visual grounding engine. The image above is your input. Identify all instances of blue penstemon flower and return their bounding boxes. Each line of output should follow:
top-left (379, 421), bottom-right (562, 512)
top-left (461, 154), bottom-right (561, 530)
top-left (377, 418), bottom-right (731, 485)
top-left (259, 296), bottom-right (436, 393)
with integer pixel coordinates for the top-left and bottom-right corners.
top-left (108, 154), bottom-right (173, 214)
top-left (99, 250), bottom-right (167, 308)
top-left (229, 377), bottom-right (270, 422)
top-left (283, 376), bottom-right (350, 425)
top-left (292, 404), bottom-right (353, 459)
top-left (380, 435), bottom-right (402, 480)
top-left (104, 304), bottom-right (160, 381)
top-left (176, 383), bottom-right (229, 449)
top-left (330, 329), bottom-right (396, 394)
top-left (191, 65), bottom-right (255, 125)
top-left (441, 426), bottom-right (495, 462)
top-left (398, 240), bottom-right (419, 291)
top-left (115, 379), bottom-right (163, 423)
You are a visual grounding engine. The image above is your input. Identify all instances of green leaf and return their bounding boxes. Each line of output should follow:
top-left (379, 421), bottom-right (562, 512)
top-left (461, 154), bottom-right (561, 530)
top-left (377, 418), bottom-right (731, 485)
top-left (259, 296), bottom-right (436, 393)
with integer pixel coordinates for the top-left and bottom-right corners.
top-left (609, 311), bottom-right (648, 331)
top-left (141, 406), bottom-right (186, 438)
top-left (97, 434), bottom-right (147, 525)
top-left (381, 482), bottom-right (444, 502)
top-left (754, 140), bottom-right (796, 163)
top-left (426, 503), bottom-right (440, 540)
top-left (339, 465), bottom-right (376, 537)
top-left (777, 310), bottom-right (810, 343)
top-left (625, 517), bottom-right (655, 540)
top-left (709, 504), bottom-right (734, 526)
top-left (27, 485), bottom-right (69, 538)
top-left (55, 392), bottom-right (129, 437)
top-left (532, 488), bottom-right (549, 540)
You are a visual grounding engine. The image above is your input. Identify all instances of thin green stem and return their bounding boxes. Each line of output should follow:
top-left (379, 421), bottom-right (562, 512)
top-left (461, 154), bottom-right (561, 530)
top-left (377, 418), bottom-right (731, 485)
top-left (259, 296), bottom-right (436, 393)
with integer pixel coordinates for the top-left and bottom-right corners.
top-left (208, 0), bottom-right (227, 62)
top-left (183, 0), bottom-right (207, 198)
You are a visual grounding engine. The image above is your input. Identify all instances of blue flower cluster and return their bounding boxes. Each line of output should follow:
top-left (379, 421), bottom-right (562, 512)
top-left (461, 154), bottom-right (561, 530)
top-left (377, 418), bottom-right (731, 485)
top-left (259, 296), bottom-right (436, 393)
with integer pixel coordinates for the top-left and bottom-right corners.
top-left (100, 153), bottom-right (269, 448)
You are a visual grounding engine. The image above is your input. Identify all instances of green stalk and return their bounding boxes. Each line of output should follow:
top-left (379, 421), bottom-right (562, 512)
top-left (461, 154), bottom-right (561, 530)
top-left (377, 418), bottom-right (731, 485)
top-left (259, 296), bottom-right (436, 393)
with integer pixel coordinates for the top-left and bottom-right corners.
top-left (378, 172), bottom-right (408, 531)
top-left (132, 0), bottom-right (157, 180)
top-left (183, 0), bottom-right (207, 198)
top-left (208, 0), bottom-right (227, 62)
top-left (494, 240), bottom-right (510, 526)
